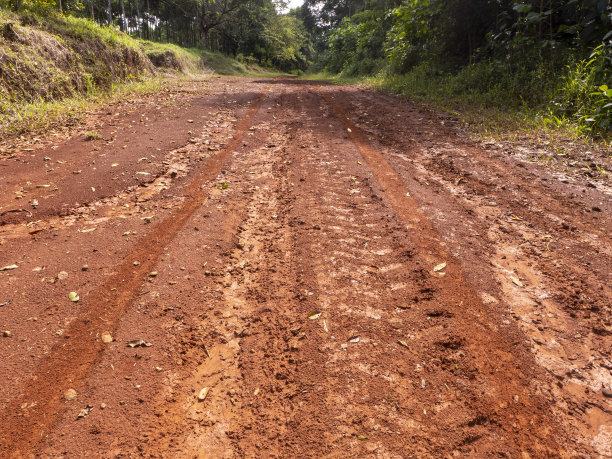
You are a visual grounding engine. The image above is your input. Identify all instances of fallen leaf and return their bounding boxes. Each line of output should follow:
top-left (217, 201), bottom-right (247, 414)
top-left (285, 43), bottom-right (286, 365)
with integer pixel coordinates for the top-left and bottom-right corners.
top-left (510, 275), bottom-right (523, 287)
top-left (323, 320), bottom-right (329, 333)
top-left (0, 264), bottom-right (18, 271)
top-left (398, 340), bottom-right (409, 348)
top-left (357, 435), bottom-right (366, 440)
top-left (111, 163), bottom-right (119, 167)
top-left (307, 312), bottom-right (321, 319)
top-left (348, 336), bottom-right (360, 343)
top-left (127, 339), bottom-right (152, 348)
top-left (68, 291), bottom-right (79, 302)
top-left (77, 405), bottom-right (93, 419)
top-left (136, 171), bottom-right (150, 175)
top-left (433, 262), bottom-right (447, 272)
top-left (79, 227), bottom-right (97, 233)
top-left (198, 387), bottom-right (209, 401)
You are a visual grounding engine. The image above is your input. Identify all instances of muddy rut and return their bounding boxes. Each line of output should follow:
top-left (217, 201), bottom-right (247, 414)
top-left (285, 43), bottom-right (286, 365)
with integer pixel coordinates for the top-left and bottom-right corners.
top-left (0, 78), bottom-right (610, 457)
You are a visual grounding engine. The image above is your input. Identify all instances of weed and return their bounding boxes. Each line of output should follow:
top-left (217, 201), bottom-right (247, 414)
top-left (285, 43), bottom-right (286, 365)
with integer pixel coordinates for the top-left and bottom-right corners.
top-left (83, 130), bottom-right (101, 141)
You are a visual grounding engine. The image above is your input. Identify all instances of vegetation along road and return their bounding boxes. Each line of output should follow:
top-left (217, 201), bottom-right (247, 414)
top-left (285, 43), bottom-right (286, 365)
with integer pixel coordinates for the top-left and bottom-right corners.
top-left (0, 76), bottom-right (610, 456)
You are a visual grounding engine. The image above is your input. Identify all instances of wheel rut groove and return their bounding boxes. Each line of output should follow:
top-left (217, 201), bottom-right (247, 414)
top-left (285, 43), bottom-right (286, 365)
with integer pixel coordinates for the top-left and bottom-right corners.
top-left (318, 86), bottom-right (564, 455)
top-left (0, 88), bottom-right (267, 457)
top-left (0, 78), bottom-right (608, 457)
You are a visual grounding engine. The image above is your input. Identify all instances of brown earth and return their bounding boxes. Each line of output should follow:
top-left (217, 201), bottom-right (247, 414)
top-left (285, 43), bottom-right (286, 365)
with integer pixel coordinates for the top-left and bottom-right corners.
top-left (0, 77), bottom-right (610, 458)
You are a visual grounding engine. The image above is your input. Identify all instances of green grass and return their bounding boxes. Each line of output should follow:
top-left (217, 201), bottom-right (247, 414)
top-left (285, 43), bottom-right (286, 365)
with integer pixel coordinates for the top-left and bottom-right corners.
top-left (53, 15), bottom-right (140, 50)
top-left (302, 67), bottom-right (611, 163)
top-left (141, 42), bottom-right (280, 76)
top-left (302, 71), bottom-right (363, 85)
top-left (142, 41), bottom-right (206, 74)
top-left (0, 77), bottom-right (164, 138)
top-left (200, 50), bottom-right (278, 76)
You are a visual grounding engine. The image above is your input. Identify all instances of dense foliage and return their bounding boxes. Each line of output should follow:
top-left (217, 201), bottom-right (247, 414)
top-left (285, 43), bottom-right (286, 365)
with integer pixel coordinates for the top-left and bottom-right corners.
top-left (0, 0), bottom-right (314, 71)
top-left (305, 0), bottom-right (611, 135)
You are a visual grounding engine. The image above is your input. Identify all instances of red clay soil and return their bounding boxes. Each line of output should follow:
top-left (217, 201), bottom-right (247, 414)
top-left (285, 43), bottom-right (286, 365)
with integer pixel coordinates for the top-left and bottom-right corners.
top-left (0, 77), bottom-right (610, 458)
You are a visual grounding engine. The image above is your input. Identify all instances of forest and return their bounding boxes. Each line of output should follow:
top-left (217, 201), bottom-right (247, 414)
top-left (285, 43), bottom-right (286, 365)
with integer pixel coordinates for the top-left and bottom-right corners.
top-left (1, 0), bottom-right (611, 135)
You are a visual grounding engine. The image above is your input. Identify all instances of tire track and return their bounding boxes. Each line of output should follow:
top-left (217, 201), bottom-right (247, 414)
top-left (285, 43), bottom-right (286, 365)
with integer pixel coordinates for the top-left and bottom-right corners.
top-left (0, 89), bottom-right (268, 457)
top-left (317, 86), bottom-right (567, 456)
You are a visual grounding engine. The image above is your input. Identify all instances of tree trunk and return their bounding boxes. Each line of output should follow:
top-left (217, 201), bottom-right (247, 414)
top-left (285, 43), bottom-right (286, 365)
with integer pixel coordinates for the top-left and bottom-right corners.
top-left (58, 0), bottom-right (62, 13)
top-left (146, 0), bottom-right (151, 40)
top-left (135, 0), bottom-right (141, 38)
top-left (107, 0), bottom-right (112, 25)
top-left (90, 0), bottom-right (95, 21)
top-left (120, 0), bottom-right (126, 31)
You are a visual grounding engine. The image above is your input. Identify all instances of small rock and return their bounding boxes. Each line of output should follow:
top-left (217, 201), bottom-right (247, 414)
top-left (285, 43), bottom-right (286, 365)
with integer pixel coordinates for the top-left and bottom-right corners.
top-left (57, 271), bottom-right (69, 281)
top-left (64, 388), bottom-right (77, 401)
top-left (100, 403), bottom-right (106, 409)
top-left (149, 271), bottom-right (157, 277)
top-left (198, 387), bottom-right (209, 401)
top-left (77, 405), bottom-right (93, 419)
top-left (603, 387), bottom-right (612, 398)
top-left (81, 265), bottom-right (88, 271)
top-left (133, 261), bottom-right (140, 266)
top-left (101, 332), bottom-right (113, 343)
top-left (3, 330), bottom-right (11, 337)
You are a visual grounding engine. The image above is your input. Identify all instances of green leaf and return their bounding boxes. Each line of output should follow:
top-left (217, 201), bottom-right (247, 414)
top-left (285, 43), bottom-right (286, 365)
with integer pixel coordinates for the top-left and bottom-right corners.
top-left (513, 3), bottom-right (532, 13)
top-left (68, 291), bottom-right (80, 302)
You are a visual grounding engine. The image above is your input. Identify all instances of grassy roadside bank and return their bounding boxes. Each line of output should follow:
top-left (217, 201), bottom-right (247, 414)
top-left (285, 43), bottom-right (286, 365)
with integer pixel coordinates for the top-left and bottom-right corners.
top-left (304, 70), bottom-right (611, 183)
top-left (0, 10), bottom-right (275, 139)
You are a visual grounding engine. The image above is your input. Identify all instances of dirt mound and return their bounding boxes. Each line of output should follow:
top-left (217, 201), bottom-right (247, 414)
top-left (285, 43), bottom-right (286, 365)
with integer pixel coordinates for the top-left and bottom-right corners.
top-left (146, 49), bottom-right (183, 70)
top-left (0, 12), bottom-right (153, 110)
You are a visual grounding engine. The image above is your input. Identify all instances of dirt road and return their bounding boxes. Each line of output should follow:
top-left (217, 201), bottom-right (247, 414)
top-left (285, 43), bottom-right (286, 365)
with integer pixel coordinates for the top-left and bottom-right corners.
top-left (0, 77), bottom-right (610, 457)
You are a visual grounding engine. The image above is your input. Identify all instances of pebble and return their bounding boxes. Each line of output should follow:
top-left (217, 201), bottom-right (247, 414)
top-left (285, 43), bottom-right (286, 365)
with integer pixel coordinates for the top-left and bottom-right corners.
top-left (198, 387), bottom-right (209, 401)
top-left (100, 403), bottom-right (106, 409)
top-left (101, 332), bottom-right (113, 343)
top-left (81, 265), bottom-right (88, 271)
top-left (603, 387), bottom-right (612, 398)
top-left (149, 271), bottom-right (157, 277)
top-left (63, 388), bottom-right (77, 401)
top-left (2, 330), bottom-right (11, 337)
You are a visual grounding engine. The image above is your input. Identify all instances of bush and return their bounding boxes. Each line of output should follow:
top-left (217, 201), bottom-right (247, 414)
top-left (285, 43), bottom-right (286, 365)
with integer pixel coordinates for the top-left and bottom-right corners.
top-left (548, 43), bottom-right (612, 135)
